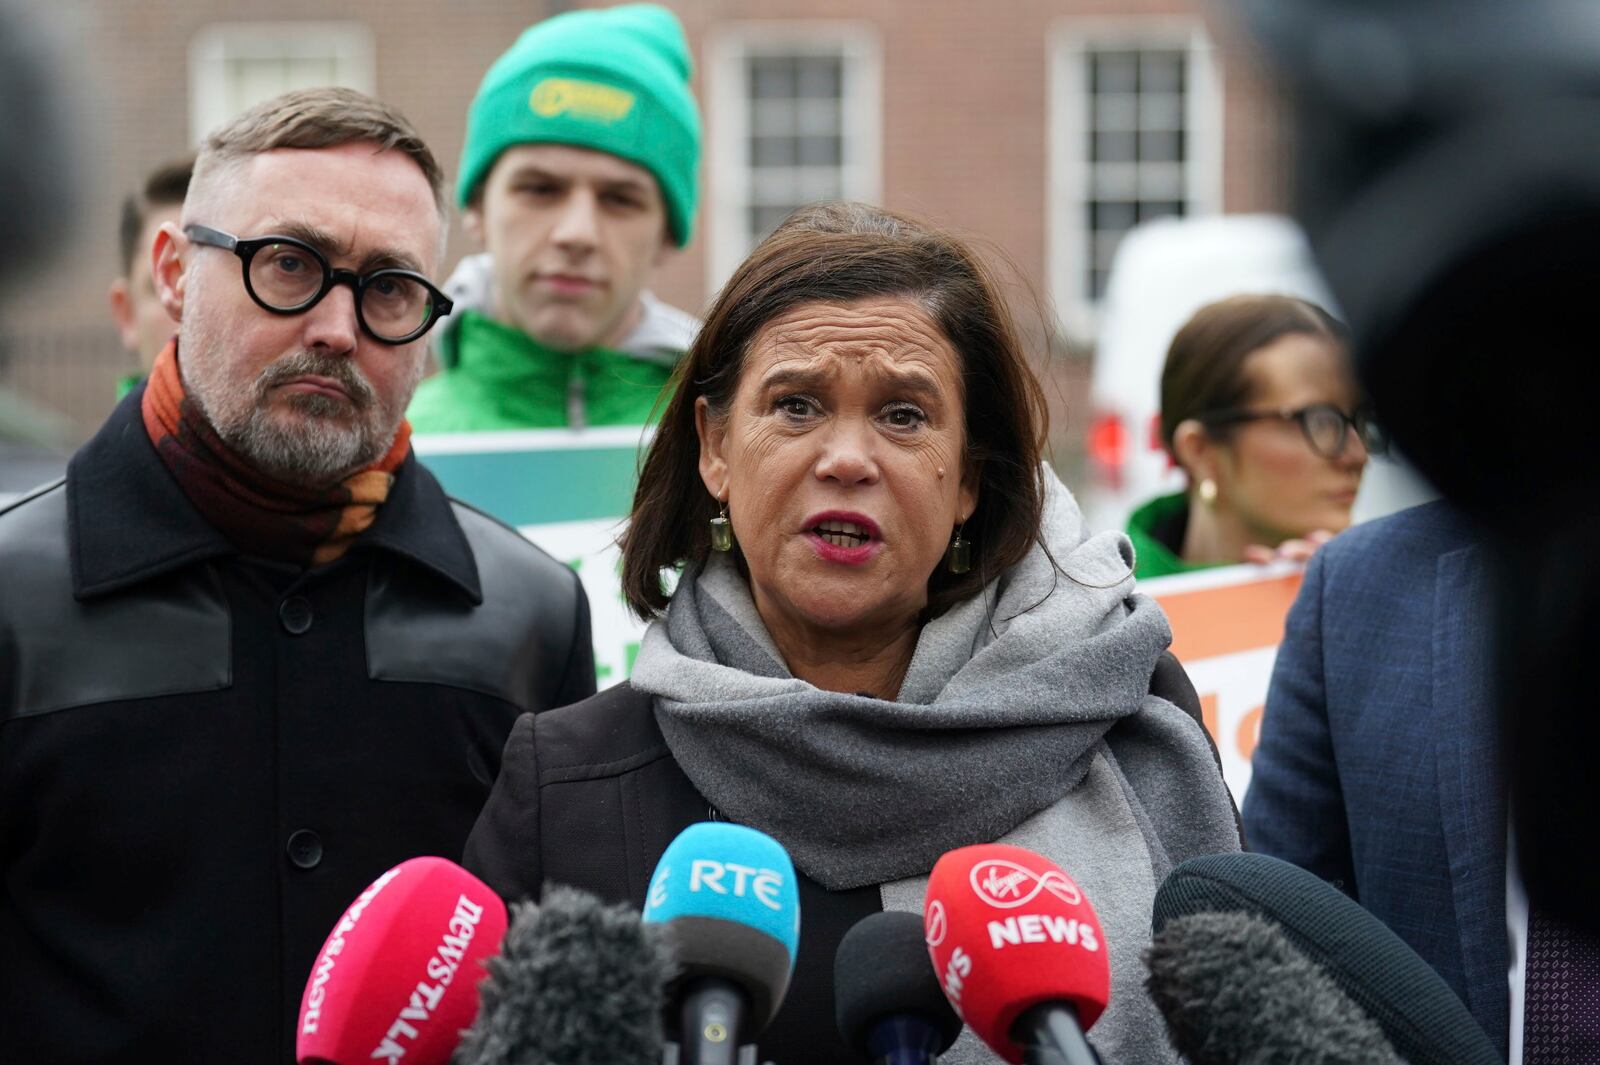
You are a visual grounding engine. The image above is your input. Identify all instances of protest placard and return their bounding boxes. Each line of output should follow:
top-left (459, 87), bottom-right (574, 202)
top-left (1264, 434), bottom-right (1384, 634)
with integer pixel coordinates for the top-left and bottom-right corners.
top-left (414, 427), bottom-right (653, 688)
top-left (1140, 561), bottom-right (1304, 804)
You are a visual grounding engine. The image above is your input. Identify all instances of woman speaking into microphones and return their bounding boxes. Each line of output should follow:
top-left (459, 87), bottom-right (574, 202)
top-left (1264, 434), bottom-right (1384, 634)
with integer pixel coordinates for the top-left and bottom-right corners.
top-left (463, 202), bottom-right (1241, 1064)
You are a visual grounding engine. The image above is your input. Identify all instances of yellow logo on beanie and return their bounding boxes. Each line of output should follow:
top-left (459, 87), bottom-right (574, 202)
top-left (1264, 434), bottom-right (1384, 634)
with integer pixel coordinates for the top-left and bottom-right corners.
top-left (529, 78), bottom-right (636, 123)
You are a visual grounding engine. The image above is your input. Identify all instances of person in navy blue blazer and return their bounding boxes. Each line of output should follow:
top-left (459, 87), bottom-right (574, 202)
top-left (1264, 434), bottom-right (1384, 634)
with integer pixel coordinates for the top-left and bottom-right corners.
top-left (1242, 500), bottom-right (1507, 1053)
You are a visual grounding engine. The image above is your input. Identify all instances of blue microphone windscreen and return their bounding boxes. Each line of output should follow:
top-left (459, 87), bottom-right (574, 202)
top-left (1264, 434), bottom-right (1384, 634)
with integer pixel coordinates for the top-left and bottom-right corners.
top-left (642, 822), bottom-right (800, 965)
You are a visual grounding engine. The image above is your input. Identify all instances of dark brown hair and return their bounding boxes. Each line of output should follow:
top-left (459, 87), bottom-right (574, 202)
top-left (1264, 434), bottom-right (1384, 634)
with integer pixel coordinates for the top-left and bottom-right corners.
top-left (1158, 293), bottom-right (1348, 458)
top-left (191, 87), bottom-right (445, 217)
top-left (620, 201), bottom-right (1049, 620)
top-left (119, 156), bottom-right (193, 275)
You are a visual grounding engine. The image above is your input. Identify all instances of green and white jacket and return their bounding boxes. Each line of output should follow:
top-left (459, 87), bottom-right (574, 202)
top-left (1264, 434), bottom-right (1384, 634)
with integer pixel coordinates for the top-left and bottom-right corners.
top-left (408, 253), bottom-right (699, 432)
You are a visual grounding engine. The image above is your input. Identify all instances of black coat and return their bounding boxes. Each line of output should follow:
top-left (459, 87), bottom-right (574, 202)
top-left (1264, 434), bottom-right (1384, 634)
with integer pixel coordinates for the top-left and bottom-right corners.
top-left (0, 391), bottom-right (597, 1064)
top-left (463, 656), bottom-right (1216, 1064)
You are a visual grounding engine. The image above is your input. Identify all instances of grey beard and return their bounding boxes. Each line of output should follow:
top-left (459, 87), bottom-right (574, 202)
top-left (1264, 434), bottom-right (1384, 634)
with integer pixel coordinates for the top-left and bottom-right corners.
top-left (191, 348), bottom-right (401, 489)
top-left (225, 390), bottom-right (393, 488)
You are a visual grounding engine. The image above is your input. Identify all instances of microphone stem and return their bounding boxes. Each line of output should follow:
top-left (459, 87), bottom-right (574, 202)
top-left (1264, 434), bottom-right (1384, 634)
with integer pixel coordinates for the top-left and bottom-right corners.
top-left (1014, 1002), bottom-right (1102, 1065)
top-left (680, 976), bottom-right (747, 1065)
top-left (867, 1014), bottom-right (945, 1064)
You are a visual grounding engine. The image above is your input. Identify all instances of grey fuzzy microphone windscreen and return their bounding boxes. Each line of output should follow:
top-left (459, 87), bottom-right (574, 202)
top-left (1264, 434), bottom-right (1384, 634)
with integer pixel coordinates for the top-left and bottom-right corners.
top-left (1144, 911), bottom-right (1404, 1065)
top-left (454, 885), bottom-right (675, 1065)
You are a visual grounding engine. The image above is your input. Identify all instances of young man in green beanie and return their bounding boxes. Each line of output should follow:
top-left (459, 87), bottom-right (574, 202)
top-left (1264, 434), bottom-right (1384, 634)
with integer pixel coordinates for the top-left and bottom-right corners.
top-left (408, 2), bottom-right (700, 431)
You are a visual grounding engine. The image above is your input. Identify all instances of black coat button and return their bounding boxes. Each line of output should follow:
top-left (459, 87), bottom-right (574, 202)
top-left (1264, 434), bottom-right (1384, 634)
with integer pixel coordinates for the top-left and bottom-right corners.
top-left (279, 596), bottom-right (314, 635)
top-left (286, 829), bottom-right (323, 869)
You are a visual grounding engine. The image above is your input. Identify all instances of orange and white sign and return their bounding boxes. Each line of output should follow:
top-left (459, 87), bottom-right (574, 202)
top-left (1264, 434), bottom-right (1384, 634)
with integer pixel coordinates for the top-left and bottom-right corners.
top-left (1141, 561), bottom-right (1305, 804)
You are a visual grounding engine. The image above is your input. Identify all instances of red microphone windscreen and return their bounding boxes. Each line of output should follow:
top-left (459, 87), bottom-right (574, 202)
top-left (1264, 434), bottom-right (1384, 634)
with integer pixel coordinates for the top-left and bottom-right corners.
top-left (923, 844), bottom-right (1110, 1063)
top-left (296, 856), bottom-right (509, 1065)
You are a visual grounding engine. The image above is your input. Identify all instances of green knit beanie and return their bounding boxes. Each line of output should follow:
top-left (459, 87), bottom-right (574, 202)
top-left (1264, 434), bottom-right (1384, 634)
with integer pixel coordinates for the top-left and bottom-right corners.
top-left (458, 3), bottom-right (700, 247)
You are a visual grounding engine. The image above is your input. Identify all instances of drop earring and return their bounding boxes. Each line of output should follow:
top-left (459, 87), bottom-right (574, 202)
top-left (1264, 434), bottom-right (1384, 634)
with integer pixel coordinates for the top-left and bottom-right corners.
top-left (946, 524), bottom-right (971, 574)
top-left (709, 499), bottom-right (733, 552)
top-left (1198, 478), bottom-right (1218, 507)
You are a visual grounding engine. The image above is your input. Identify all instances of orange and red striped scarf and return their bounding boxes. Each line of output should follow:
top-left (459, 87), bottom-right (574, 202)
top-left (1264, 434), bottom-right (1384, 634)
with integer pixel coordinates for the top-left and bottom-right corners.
top-left (140, 341), bottom-right (410, 567)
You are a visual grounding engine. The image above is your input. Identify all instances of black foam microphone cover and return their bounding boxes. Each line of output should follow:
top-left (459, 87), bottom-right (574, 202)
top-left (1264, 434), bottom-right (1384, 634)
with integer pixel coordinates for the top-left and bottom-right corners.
top-left (834, 912), bottom-right (962, 1060)
top-left (1153, 853), bottom-right (1500, 1065)
top-left (1146, 910), bottom-right (1404, 1065)
top-left (455, 884), bottom-right (675, 1065)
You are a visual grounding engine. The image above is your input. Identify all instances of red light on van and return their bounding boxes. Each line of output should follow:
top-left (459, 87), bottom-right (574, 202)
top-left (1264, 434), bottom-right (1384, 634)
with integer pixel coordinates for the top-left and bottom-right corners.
top-left (1088, 412), bottom-right (1127, 488)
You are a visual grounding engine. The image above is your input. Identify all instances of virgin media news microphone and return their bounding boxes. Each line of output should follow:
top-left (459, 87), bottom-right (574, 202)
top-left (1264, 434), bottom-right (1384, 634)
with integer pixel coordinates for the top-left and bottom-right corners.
top-left (295, 856), bottom-right (508, 1065)
top-left (641, 822), bottom-right (801, 1065)
top-left (924, 844), bottom-right (1108, 1065)
top-left (453, 884), bottom-right (675, 1065)
top-left (835, 911), bottom-right (963, 1065)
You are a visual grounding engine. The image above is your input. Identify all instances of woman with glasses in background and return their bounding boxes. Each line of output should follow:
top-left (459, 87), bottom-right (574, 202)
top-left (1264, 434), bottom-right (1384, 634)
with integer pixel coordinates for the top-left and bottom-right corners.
top-left (1127, 293), bottom-right (1383, 579)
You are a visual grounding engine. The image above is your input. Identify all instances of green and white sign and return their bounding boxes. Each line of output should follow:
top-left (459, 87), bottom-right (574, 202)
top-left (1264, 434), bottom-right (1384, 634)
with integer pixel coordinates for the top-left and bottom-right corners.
top-left (414, 427), bottom-right (654, 687)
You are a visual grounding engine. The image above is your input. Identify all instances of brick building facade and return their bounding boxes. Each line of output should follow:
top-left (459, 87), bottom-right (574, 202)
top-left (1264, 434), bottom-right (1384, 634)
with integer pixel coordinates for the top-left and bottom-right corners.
top-left (4, 0), bottom-right (1287, 469)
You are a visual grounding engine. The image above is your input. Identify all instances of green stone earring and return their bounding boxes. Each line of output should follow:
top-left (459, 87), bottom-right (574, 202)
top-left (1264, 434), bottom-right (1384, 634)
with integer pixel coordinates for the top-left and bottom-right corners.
top-left (709, 500), bottom-right (733, 552)
top-left (946, 524), bottom-right (971, 574)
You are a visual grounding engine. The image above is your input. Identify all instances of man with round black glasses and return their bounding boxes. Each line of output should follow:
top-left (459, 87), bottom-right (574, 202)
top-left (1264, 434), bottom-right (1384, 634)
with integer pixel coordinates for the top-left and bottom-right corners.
top-left (0, 88), bottom-right (595, 1064)
top-left (183, 223), bottom-right (453, 346)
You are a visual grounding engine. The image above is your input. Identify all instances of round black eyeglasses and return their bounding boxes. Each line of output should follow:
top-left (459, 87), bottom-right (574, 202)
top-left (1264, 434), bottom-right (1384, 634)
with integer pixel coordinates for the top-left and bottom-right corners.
top-left (1198, 402), bottom-right (1389, 460)
top-left (185, 224), bottom-right (453, 345)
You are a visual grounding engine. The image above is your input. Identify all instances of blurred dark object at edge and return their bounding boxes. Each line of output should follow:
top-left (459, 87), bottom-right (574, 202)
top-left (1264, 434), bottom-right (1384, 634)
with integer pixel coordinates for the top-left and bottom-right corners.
top-left (1231, 0), bottom-right (1600, 929)
top-left (0, 0), bottom-right (77, 484)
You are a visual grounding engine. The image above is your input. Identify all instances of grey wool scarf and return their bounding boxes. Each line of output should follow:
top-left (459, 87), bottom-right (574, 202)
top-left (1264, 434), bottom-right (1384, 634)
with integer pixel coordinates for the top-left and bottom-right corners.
top-left (630, 467), bottom-right (1237, 893)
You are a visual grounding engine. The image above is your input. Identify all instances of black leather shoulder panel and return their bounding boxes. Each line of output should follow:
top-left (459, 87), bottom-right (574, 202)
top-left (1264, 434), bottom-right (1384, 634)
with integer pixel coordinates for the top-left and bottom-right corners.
top-left (364, 501), bottom-right (585, 712)
top-left (0, 482), bottom-right (231, 720)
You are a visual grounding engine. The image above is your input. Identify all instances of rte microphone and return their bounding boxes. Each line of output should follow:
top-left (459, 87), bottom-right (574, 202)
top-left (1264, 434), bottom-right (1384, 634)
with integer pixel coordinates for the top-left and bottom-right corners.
top-left (642, 822), bottom-right (801, 1065)
top-left (835, 911), bottom-right (963, 1065)
top-left (924, 844), bottom-right (1108, 1065)
top-left (453, 883), bottom-right (675, 1065)
top-left (295, 856), bottom-right (508, 1065)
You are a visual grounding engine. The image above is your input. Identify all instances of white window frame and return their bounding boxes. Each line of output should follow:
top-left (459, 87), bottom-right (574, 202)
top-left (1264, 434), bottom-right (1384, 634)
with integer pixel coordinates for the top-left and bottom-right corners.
top-left (704, 22), bottom-right (883, 293)
top-left (188, 22), bottom-right (376, 145)
top-left (1047, 19), bottom-right (1223, 339)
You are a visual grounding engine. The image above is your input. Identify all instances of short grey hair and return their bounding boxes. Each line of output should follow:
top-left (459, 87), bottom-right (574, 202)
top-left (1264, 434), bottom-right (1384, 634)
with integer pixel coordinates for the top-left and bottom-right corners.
top-left (186, 87), bottom-right (447, 240)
